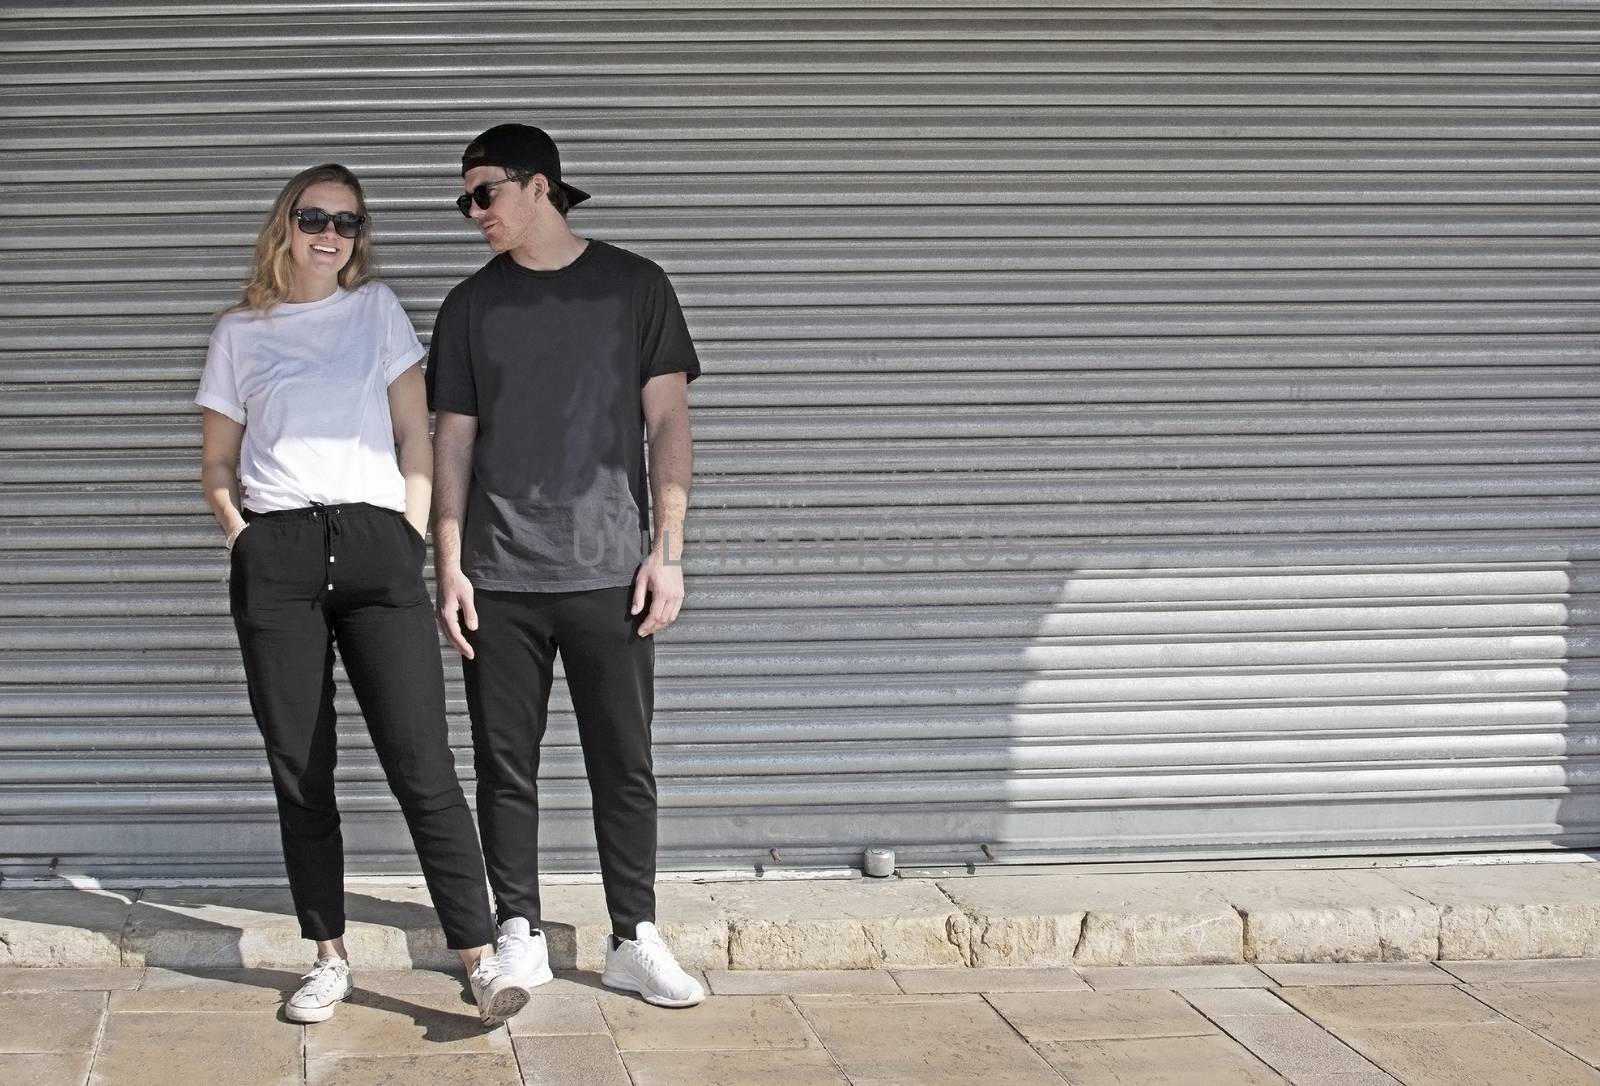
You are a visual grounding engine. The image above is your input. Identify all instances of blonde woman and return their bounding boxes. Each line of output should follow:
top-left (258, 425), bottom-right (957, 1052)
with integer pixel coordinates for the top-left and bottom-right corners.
top-left (196, 164), bottom-right (531, 1027)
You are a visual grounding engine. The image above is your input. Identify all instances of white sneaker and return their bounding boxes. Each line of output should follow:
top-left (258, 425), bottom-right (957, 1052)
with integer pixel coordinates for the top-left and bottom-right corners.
top-left (601, 922), bottom-right (706, 1007)
top-left (468, 954), bottom-right (531, 1028)
top-left (494, 917), bottom-right (553, 989)
top-left (285, 955), bottom-right (352, 1023)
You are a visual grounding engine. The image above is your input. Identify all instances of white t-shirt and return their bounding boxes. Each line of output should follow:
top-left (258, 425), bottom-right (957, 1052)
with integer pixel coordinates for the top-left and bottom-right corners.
top-left (196, 281), bottom-right (424, 513)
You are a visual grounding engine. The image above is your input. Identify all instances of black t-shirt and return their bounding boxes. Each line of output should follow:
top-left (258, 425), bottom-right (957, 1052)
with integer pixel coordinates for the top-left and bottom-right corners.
top-left (425, 240), bottom-right (701, 591)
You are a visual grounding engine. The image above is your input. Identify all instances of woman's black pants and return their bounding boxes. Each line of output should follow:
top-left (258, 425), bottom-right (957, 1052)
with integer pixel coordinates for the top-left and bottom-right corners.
top-left (229, 501), bottom-right (495, 950)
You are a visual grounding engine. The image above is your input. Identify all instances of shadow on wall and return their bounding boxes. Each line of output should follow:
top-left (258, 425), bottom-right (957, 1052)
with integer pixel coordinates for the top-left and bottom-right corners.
top-left (993, 552), bottom-right (1586, 863)
top-left (648, 527), bottom-right (1587, 869)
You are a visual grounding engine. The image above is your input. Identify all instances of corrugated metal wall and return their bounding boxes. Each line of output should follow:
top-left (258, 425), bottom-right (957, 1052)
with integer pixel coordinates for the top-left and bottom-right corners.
top-left (1, 2), bottom-right (1597, 879)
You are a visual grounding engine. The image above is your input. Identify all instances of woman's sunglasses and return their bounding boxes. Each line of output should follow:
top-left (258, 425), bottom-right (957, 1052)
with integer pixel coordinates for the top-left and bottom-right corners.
top-left (294, 207), bottom-right (366, 239)
top-left (455, 176), bottom-right (520, 218)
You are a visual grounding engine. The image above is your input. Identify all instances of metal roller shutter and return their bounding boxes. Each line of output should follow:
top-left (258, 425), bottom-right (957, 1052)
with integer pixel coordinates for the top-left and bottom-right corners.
top-left (0, 2), bottom-right (1597, 878)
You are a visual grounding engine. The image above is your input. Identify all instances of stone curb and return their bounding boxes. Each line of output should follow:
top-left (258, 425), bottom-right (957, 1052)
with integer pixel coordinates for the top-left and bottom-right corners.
top-left (4, 862), bottom-right (1600, 970)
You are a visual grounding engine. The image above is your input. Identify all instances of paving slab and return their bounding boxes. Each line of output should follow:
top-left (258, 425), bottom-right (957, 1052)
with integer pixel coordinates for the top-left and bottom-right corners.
top-left (1179, 987), bottom-right (1298, 1017)
top-left (345, 967), bottom-right (471, 998)
top-left (120, 966), bottom-right (301, 1011)
top-left (1334, 1022), bottom-right (1600, 1086)
top-left (799, 993), bottom-right (1062, 1085)
top-left (0, 990), bottom-right (105, 1053)
top-left (1035, 1034), bottom-right (1288, 1085)
top-left (506, 984), bottom-right (609, 1037)
top-left (113, 984), bottom-right (287, 1013)
top-left (1466, 983), bottom-right (1600, 1065)
top-left (938, 872), bottom-right (1241, 967)
top-left (890, 966), bottom-right (1089, 994)
top-left (1441, 958), bottom-right (1600, 985)
top-left (0, 967), bottom-right (142, 991)
top-left (535, 882), bottom-right (725, 972)
top-left (1277, 983), bottom-right (1504, 1029)
top-left (306, 1052), bottom-right (522, 1086)
top-left (1290, 1074), bottom-right (1401, 1086)
top-left (90, 1009), bottom-right (300, 1086)
top-left (302, 990), bottom-right (514, 1058)
top-left (712, 878), bottom-right (963, 969)
top-left (601, 992), bottom-right (818, 1051)
top-left (1215, 1013), bottom-right (1384, 1078)
top-left (704, 968), bottom-right (900, 995)
top-left (1384, 864), bottom-right (1600, 960)
top-left (0, 890), bottom-right (135, 966)
top-left (0, 1052), bottom-right (94, 1086)
top-left (623, 1047), bottom-right (849, 1086)
top-left (1079, 963), bottom-right (1273, 991)
top-left (1211, 870), bottom-right (1442, 963)
top-left (793, 992), bottom-right (984, 1006)
top-left (1259, 962), bottom-right (1454, 986)
top-left (514, 1034), bottom-right (631, 1086)
top-left (985, 988), bottom-right (1216, 1042)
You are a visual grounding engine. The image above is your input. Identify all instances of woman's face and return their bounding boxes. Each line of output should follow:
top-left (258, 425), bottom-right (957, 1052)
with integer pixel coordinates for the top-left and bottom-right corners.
top-left (289, 181), bottom-right (360, 283)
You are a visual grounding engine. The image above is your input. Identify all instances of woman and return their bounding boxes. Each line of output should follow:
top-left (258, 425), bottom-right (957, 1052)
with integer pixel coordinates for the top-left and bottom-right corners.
top-left (196, 164), bottom-right (534, 1027)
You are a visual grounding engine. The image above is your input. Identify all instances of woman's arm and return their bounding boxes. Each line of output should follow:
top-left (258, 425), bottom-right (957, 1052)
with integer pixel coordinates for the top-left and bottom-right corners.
top-left (199, 407), bottom-right (248, 546)
top-left (387, 364), bottom-right (432, 537)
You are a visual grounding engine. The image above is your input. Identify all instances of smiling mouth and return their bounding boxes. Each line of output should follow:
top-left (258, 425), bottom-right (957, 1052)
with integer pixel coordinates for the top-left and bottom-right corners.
top-left (311, 244), bottom-right (339, 254)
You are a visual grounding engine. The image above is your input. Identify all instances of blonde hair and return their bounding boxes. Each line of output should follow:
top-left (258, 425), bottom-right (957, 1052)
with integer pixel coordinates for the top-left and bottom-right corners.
top-left (232, 163), bottom-right (376, 312)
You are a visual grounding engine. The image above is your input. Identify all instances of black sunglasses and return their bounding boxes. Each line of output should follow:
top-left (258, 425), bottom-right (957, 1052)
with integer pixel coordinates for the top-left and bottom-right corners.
top-left (455, 176), bottom-right (520, 218)
top-left (294, 207), bottom-right (366, 239)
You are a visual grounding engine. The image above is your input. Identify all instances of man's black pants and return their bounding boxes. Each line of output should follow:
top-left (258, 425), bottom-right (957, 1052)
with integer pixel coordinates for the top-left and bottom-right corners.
top-left (463, 586), bottom-right (657, 941)
top-left (230, 502), bottom-right (495, 950)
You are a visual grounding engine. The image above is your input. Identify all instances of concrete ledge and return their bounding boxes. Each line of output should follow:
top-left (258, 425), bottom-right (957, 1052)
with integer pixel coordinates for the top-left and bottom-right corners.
top-left (711, 878), bottom-right (964, 969)
top-left (5, 859), bottom-right (1600, 970)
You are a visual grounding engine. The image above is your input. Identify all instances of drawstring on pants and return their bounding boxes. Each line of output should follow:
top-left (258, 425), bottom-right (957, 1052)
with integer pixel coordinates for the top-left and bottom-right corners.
top-left (308, 501), bottom-right (343, 598)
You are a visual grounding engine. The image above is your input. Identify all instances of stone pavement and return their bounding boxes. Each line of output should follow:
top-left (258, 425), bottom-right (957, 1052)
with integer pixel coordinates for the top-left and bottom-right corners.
top-left (7, 957), bottom-right (1600, 1085)
top-left (7, 857), bottom-right (1600, 970)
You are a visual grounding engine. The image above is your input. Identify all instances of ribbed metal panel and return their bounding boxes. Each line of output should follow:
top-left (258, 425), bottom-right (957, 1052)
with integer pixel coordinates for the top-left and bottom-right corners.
top-left (1, 2), bottom-right (1597, 878)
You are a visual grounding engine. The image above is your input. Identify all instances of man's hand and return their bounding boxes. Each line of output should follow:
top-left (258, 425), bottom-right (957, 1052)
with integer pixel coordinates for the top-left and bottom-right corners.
top-left (436, 567), bottom-right (479, 659)
top-left (631, 549), bottom-right (684, 637)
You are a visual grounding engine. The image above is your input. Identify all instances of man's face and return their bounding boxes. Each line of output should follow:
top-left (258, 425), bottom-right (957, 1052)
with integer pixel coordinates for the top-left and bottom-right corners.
top-left (462, 165), bottom-right (538, 252)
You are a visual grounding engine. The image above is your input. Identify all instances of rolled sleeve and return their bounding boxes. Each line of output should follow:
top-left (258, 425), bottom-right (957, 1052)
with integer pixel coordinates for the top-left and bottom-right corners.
top-left (195, 326), bottom-right (246, 423)
top-left (380, 285), bottom-right (427, 385)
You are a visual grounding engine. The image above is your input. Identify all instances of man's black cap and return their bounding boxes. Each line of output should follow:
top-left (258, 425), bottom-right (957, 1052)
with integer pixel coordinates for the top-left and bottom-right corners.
top-left (461, 123), bottom-right (591, 207)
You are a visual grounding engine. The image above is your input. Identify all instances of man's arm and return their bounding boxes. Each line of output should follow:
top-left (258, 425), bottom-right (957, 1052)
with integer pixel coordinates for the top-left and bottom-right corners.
top-left (633, 372), bottom-right (694, 636)
top-left (432, 409), bottom-right (479, 658)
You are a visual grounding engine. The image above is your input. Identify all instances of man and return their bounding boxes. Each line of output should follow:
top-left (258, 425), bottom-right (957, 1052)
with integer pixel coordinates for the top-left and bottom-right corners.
top-left (426, 123), bottom-right (704, 1008)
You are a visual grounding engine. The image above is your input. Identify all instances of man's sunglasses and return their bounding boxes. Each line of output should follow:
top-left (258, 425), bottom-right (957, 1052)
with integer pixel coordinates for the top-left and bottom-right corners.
top-left (294, 207), bottom-right (366, 239)
top-left (455, 176), bottom-right (520, 218)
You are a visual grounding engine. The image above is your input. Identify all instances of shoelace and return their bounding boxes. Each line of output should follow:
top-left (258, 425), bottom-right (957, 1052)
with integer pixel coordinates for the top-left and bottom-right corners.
top-left (625, 936), bottom-right (679, 979)
top-left (495, 930), bottom-right (532, 969)
top-left (297, 960), bottom-right (347, 1000)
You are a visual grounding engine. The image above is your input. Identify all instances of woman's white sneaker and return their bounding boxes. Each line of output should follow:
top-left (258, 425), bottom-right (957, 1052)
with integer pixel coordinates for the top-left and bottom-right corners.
top-left (494, 917), bottom-right (554, 989)
top-left (284, 955), bottom-right (352, 1023)
top-left (469, 954), bottom-right (531, 1028)
top-left (601, 922), bottom-right (706, 1007)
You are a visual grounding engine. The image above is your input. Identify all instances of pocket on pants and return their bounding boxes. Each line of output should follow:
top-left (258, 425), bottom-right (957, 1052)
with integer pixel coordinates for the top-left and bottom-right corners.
top-left (401, 517), bottom-right (427, 561)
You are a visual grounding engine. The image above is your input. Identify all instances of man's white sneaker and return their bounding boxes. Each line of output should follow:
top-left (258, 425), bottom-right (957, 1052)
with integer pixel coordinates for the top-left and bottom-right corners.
top-left (601, 922), bottom-right (706, 1008)
top-left (468, 954), bottom-right (531, 1028)
top-left (284, 955), bottom-right (352, 1023)
top-left (494, 917), bottom-right (553, 989)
